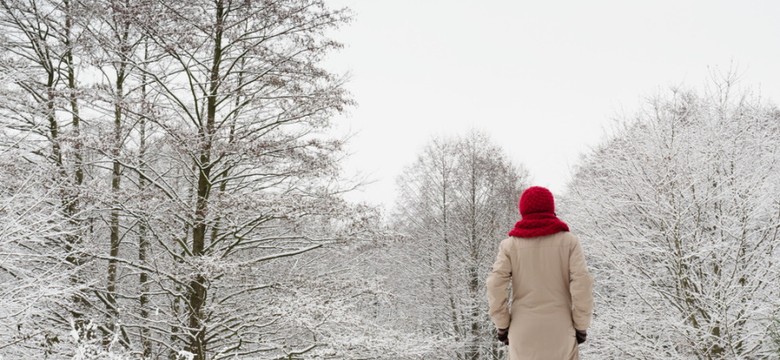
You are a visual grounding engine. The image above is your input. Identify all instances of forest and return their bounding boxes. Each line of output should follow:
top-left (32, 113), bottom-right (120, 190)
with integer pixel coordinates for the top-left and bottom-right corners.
top-left (1, 0), bottom-right (779, 359)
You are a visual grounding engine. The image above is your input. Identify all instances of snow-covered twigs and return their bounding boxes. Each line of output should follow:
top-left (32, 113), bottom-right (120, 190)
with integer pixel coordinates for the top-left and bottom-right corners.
top-left (565, 78), bottom-right (780, 359)
top-left (389, 131), bottom-right (529, 359)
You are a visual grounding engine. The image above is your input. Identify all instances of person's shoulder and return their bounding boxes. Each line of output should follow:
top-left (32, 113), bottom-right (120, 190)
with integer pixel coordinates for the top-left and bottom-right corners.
top-left (499, 236), bottom-right (514, 247)
top-left (562, 231), bottom-right (579, 241)
top-left (557, 231), bottom-right (581, 247)
top-left (499, 236), bottom-right (520, 252)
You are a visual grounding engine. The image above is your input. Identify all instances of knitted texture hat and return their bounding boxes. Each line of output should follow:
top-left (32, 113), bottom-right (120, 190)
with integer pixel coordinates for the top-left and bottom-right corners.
top-left (519, 186), bottom-right (556, 216)
top-left (508, 186), bottom-right (569, 238)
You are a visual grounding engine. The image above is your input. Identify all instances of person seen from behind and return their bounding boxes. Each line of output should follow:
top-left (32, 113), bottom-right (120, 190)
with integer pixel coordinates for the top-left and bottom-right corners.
top-left (486, 186), bottom-right (594, 360)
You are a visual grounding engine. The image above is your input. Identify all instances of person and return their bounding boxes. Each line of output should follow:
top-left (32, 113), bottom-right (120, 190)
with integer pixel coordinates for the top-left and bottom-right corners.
top-left (486, 186), bottom-right (594, 360)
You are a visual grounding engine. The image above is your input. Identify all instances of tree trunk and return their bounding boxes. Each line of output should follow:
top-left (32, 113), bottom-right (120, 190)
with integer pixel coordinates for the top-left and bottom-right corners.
top-left (138, 40), bottom-right (152, 359)
top-left (187, 2), bottom-right (225, 358)
top-left (106, 45), bottom-right (126, 345)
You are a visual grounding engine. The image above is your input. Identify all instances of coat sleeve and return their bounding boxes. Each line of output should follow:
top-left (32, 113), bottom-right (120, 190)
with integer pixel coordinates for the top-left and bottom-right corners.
top-left (569, 236), bottom-right (594, 330)
top-left (486, 238), bottom-right (512, 329)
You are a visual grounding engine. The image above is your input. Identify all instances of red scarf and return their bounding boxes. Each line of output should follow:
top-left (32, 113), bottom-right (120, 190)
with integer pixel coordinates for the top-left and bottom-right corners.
top-left (508, 212), bottom-right (569, 238)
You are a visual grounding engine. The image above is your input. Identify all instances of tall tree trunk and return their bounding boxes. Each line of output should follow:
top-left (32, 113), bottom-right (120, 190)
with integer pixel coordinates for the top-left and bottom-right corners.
top-left (441, 170), bottom-right (461, 343)
top-left (63, 0), bottom-right (89, 337)
top-left (187, 2), bottom-right (225, 358)
top-left (466, 151), bottom-right (480, 360)
top-left (106, 0), bottom-right (132, 342)
top-left (138, 40), bottom-right (153, 359)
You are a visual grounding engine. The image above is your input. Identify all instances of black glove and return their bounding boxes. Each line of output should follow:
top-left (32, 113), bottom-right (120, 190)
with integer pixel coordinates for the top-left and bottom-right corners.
top-left (575, 329), bottom-right (587, 344)
top-left (497, 328), bottom-right (509, 345)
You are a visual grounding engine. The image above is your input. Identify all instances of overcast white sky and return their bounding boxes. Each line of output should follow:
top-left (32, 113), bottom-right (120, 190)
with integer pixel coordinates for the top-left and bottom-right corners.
top-left (323, 0), bottom-right (780, 208)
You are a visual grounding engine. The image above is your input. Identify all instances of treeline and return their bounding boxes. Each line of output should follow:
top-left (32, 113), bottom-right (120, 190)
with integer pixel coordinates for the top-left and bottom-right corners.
top-left (2, 0), bottom-right (780, 359)
top-left (565, 78), bottom-right (780, 359)
top-left (370, 78), bottom-right (780, 359)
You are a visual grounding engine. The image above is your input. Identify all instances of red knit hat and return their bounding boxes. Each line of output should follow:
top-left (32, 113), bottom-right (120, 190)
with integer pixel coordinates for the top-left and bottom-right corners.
top-left (508, 186), bottom-right (569, 238)
top-left (519, 186), bottom-right (555, 216)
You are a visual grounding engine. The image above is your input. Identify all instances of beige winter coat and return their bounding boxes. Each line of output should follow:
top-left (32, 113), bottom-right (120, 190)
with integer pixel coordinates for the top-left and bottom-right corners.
top-left (486, 232), bottom-right (594, 360)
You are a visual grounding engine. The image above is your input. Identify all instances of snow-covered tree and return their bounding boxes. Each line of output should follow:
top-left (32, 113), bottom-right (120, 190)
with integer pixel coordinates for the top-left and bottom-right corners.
top-left (261, 204), bottom-right (457, 360)
top-left (126, 1), bottom-right (351, 358)
top-left (0, 0), bottom-right (99, 352)
top-left (1, 0), bottom-right (354, 358)
top-left (564, 78), bottom-right (780, 359)
top-left (0, 149), bottom-right (78, 357)
top-left (391, 131), bottom-right (529, 360)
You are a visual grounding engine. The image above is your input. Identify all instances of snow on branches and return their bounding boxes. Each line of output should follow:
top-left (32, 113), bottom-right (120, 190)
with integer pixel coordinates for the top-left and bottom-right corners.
top-left (564, 77), bottom-right (780, 359)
